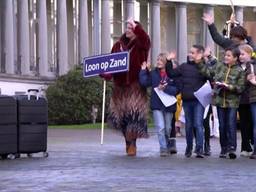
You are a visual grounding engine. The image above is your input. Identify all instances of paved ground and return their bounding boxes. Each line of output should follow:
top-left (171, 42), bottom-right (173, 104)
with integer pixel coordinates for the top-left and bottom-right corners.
top-left (0, 128), bottom-right (255, 192)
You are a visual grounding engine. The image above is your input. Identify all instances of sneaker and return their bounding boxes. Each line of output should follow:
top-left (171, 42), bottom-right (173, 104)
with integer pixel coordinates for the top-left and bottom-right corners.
top-left (228, 151), bottom-right (237, 159)
top-left (160, 150), bottom-right (169, 157)
top-left (195, 148), bottom-right (204, 158)
top-left (196, 152), bottom-right (204, 158)
top-left (219, 149), bottom-right (227, 158)
top-left (185, 147), bottom-right (192, 158)
top-left (169, 138), bottom-right (177, 154)
top-left (240, 151), bottom-right (250, 157)
top-left (170, 148), bottom-right (177, 154)
top-left (204, 143), bottom-right (211, 156)
top-left (204, 150), bottom-right (211, 156)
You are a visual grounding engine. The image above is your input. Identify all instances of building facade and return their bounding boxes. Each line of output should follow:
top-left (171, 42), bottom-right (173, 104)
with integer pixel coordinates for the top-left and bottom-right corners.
top-left (0, 0), bottom-right (255, 94)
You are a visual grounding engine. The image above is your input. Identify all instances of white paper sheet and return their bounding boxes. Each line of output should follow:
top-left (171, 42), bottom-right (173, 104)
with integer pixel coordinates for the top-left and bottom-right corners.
top-left (154, 87), bottom-right (177, 107)
top-left (194, 81), bottom-right (212, 108)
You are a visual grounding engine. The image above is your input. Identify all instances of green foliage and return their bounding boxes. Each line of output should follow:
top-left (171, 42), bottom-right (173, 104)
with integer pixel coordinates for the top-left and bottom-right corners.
top-left (46, 66), bottom-right (112, 125)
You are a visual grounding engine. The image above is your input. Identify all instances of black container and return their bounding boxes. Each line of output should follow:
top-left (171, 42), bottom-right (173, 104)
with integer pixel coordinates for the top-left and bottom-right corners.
top-left (16, 89), bottom-right (48, 157)
top-left (0, 96), bottom-right (18, 159)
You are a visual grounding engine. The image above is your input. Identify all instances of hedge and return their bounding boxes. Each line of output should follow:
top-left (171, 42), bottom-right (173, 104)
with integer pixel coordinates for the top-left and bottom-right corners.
top-left (46, 66), bottom-right (112, 124)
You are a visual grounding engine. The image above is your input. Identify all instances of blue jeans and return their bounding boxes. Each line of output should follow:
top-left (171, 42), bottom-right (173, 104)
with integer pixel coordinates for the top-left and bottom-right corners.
top-left (153, 110), bottom-right (173, 151)
top-left (250, 103), bottom-right (256, 153)
top-left (183, 100), bottom-right (204, 152)
top-left (217, 107), bottom-right (237, 152)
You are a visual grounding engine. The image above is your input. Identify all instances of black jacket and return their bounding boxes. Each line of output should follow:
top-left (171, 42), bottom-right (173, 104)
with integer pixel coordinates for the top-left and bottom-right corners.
top-left (166, 58), bottom-right (207, 101)
top-left (239, 62), bottom-right (251, 104)
top-left (208, 23), bottom-right (256, 50)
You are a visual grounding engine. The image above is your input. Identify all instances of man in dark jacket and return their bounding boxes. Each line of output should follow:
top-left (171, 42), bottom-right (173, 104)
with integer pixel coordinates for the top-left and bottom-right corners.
top-left (166, 45), bottom-right (207, 158)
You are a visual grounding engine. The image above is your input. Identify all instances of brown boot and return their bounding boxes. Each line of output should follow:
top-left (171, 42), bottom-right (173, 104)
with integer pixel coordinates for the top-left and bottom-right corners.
top-left (125, 140), bottom-right (131, 154)
top-left (126, 143), bottom-right (129, 154)
top-left (127, 144), bottom-right (136, 156)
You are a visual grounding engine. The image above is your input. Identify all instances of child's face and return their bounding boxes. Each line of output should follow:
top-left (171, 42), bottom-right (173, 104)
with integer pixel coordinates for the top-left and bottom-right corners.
top-left (239, 49), bottom-right (251, 63)
top-left (224, 50), bottom-right (237, 65)
top-left (188, 47), bottom-right (202, 62)
top-left (156, 57), bottom-right (166, 69)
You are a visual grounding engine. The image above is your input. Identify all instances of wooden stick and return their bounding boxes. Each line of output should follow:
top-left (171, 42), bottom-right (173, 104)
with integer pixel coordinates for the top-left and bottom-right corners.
top-left (101, 80), bottom-right (106, 145)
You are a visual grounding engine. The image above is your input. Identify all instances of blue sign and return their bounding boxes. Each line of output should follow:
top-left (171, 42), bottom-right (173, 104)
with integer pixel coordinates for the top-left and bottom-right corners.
top-left (83, 52), bottom-right (129, 78)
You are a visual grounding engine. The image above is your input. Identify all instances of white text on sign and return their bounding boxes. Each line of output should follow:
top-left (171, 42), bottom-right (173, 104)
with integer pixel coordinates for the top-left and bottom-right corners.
top-left (85, 57), bottom-right (127, 72)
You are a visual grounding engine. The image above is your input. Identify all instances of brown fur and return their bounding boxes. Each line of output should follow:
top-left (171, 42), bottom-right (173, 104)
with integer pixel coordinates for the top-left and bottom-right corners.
top-left (108, 83), bottom-right (149, 140)
top-left (107, 24), bottom-right (150, 141)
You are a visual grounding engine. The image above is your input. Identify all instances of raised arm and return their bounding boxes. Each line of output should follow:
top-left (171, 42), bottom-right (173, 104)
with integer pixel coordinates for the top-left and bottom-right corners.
top-left (165, 50), bottom-right (183, 79)
top-left (166, 60), bottom-right (183, 78)
top-left (202, 13), bottom-right (232, 49)
top-left (127, 18), bottom-right (150, 51)
top-left (139, 61), bottom-right (152, 87)
top-left (208, 24), bottom-right (233, 49)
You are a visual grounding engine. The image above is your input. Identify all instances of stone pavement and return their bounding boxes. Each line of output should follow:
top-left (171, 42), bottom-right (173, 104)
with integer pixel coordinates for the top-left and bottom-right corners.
top-left (0, 128), bottom-right (255, 192)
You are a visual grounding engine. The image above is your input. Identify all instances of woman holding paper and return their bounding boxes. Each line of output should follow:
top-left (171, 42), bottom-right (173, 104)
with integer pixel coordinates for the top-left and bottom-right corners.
top-left (101, 18), bottom-right (150, 156)
top-left (196, 46), bottom-right (245, 159)
top-left (139, 53), bottom-right (178, 156)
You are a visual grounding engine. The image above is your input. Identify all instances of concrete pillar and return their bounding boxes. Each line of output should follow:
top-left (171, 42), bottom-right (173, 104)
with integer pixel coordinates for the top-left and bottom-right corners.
top-left (73, 0), bottom-right (79, 66)
top-left (0, 1), bottom-right (3, 72)
top-left (124, 0), bottom-right (134, 19)
top-left (148, 1), bottom-right (152, 39)
top-left (93, 0), bottom-right (100, 55)
top-left (67, 0), bottom-right (74, 67)
top-left (123, 0), bottom-right (134, 32)
top-left (57, 0), bottom-right (69, 75)
top-left (176, 3), bottom-right (187, 64)
top-left (151, 0), bottom-right (161, 65)
top-left (38, 0), bottom-right (48, 77)
top-left (47, 0), bottom-right (54, 72)
top-left (88, 0), bottom-right (93, 56)
top-left (4, 0), bottom-right (15, 74)
top-left (235, 6), bottom-right (244, 26)
top-left (113, 0), bottom-right (122, 43)
top-left (29, 0), bottom-right (36, 74)
top-left (140, 1), bottom-right (148, 33)
top-left (101, 0), bottom-right (111, 54)
top-left (166, 5), bottom-right (177, 52)
top-left (13, 0), bottom-right (18, 74)
top-left (79, 0), bottom-right (89, 63)
top-left (17, 0), bottom-right (30, 75)
top-left (203, 5), bottom-right (215, 54)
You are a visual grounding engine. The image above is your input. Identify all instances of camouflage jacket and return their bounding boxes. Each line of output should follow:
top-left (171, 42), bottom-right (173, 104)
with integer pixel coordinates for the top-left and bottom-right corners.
top-left (197, 62), bottom-right (245, 108)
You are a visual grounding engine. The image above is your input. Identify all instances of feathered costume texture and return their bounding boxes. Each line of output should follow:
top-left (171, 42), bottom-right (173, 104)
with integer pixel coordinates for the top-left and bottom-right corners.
top-left (108, 24), bottom-right (150, 141)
